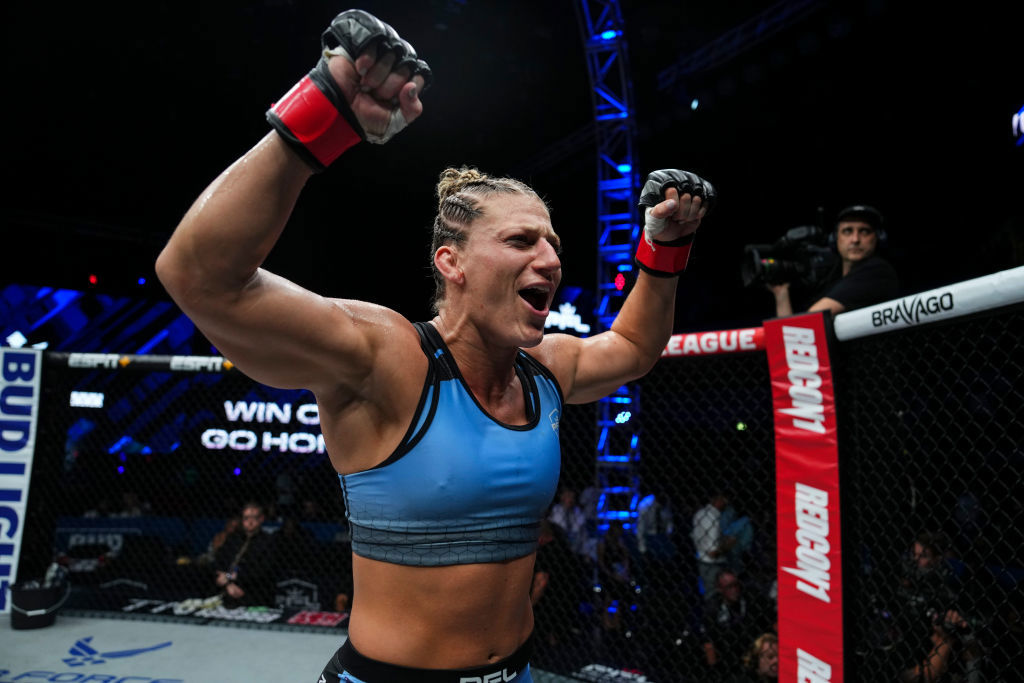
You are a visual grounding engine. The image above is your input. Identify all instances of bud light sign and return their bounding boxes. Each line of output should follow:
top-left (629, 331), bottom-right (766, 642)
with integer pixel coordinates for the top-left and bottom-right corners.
top-left (1, 348), bottom-right (42, 613)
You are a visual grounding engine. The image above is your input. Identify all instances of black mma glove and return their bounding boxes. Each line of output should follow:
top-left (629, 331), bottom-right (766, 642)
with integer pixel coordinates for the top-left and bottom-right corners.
top-left (635, 170), bottom-right (717, 277)
top-left (266, 9), bottom-right (433, 171)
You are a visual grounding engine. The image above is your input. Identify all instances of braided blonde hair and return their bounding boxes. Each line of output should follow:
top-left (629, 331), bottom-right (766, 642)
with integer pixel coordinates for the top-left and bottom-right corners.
top-left (429, 166), bottom-right (546, 313)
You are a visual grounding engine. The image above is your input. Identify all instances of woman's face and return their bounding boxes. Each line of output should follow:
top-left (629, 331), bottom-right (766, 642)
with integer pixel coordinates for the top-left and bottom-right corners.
top-left (757, 639), bottom-right (779, 678)
top-left (451, 193), bottom-right (561, 348)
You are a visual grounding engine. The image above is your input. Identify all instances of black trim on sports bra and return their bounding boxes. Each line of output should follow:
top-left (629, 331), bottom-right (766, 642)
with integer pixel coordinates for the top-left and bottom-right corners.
top-left (363, 323), bottom-right (440, 471)
top-left (417, 321), bottom-right (542, 431)
top-left (519, 349), bottom-right (566, 407)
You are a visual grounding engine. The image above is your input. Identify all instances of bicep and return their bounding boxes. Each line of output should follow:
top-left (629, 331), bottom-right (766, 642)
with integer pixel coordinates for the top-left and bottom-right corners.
top-left (537, 332), bottom-right (652, 405)
top-left (169, 267), bottom-right (389, 393)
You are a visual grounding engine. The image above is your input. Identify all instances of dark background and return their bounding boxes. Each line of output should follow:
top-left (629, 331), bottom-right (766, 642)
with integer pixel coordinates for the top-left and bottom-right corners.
top-left (6, 0), bottom-right (1021, 333)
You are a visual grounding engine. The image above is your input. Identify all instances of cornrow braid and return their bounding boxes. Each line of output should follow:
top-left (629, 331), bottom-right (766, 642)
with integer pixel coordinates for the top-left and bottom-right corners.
top-left (428, 166), bottom-right (545, 313)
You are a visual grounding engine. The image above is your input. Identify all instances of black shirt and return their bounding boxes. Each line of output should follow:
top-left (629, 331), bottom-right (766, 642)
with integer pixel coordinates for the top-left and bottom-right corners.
top-left (214, 529), bottom-right (274, 606)
top-left (810, 255), bottom-right (899, 312)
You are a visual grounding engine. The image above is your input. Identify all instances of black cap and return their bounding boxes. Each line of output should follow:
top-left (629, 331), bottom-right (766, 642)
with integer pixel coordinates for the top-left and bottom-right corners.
top-left (836, 204), bottom-right (884, 231)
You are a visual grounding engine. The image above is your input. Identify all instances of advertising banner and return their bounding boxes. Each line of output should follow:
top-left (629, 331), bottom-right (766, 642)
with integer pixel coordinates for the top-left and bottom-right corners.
top-left (1, 348), bottom-right (42, 613)
top-left (764, 314), bottom-right (843, 682)
top-left (662, 326), bottom-right (765, 357)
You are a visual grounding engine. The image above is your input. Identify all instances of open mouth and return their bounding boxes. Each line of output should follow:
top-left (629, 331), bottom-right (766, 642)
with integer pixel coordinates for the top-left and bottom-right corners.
top-left (518, 287), bottom-right (550, 313)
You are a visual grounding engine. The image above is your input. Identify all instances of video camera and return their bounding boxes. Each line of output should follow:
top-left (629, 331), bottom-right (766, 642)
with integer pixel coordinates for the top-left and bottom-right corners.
top-left (741, 225), bottom-right (836, 289)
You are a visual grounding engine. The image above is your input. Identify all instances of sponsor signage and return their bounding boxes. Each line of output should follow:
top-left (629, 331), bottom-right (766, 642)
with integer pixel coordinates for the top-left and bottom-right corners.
top-left (55, 353), bottom-right (235, 373)
top-left (123, 597), bottom-right (285, 624)
top-left (545, 302), bottom-right (592, 334)
top-left (834, 265), bottom-right (1024, 341)
top-left (287, 610), bottom-right (348, 627)
top-left (0, 670), bottom-right (182, 682)
top-left (275, 578), bottom-right (320, 612)
top-left (764, 313), bottom-right (843, 682)
top-left (661, 326), bottom-right (764, 357)
top-left (1, 347), bottom-right (42, 614)
top-left (0, 635), bottom-right (181, 682)
top-left (167, 356), bottom-right (231, 373)
top-left (570, 664), bottom-right (652, 681)
top-left (200, 400), bottom-right (325, 455)
top-left (67, 352), bottom-right (128, 369)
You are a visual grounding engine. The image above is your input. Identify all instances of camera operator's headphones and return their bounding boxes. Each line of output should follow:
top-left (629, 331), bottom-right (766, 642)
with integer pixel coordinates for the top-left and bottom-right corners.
top-left (828, 205), bottom-right (888, 249)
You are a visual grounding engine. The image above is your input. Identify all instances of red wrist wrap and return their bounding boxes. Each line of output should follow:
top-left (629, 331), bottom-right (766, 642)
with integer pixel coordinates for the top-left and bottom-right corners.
top-left (635, 234), bottom-right (695, 277)
top-left (269, 75), bottom-right (361, 169)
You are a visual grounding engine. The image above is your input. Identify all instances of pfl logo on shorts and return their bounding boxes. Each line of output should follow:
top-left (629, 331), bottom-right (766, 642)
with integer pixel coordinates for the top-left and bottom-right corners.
top-left (460, 668), bottom-right (518, 683)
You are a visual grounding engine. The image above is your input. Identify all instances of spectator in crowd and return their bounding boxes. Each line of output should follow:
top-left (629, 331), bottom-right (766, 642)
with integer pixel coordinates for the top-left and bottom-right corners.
top-left (262, 501), bottom-right (281, 524)
top-left (596, 521), bottom-right (634, 632)
top-left (692, 491), bottom-right (736, 596)
top-left (116, 491), bottom-right (149, 517)
top-left (214, 501), bottom-right (274, 607)
top-left (769, 204), bottom-right (898, 317)
top-left (719, 497), bottom-right (754, 576)
top-left (901, 608), bottom-right (974, 683)
top-left (738, 632), bottom-right (778, 681)
top-left (195, 514), bottom-right (240, 566)
top-left (301, 498), bottom-right (326, 522)
top-left (701, 569), bottom-right (776, 679)
top-left (275, 472), bottom-right (297, 519)
top-left (531, 520), bottom-right (587, 653)
top-left (548, 486), bottom-right (589, 558)
top-left (83, 497), bottom-right (114, 518)
top-left (951, 489), bottom-right (984, 558)
top-left (270, 516), bottom-right (320, 580)
top-left (862, 531), bottom-right (981, 682)
top-left (895, 531), bottom-right (980, 682)
top-left (636, 487), bottom-right (676, 558)
top-left (579, 485), bottom-right (601, 523)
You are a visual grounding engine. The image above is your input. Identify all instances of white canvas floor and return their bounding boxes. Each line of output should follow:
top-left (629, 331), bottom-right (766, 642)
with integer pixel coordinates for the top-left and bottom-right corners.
top-left (0, 611), bottom-right (347, 682)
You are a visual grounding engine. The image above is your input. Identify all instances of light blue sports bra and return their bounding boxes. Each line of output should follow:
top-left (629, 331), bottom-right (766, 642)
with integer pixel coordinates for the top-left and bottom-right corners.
top-left (338, 322), bottom-right (563, 566)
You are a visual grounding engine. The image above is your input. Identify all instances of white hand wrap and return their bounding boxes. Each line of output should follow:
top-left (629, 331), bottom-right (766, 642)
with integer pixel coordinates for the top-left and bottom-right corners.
top-left (323, 46), bottom-right (410, 145)
top-left (364, 109), bottom-right (409, 145)
top-left (643, 207), bottom-right (669, 246)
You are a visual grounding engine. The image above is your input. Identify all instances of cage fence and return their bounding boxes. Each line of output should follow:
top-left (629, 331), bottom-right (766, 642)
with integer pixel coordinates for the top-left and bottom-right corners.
top-left (13, 299), bottom-right (1023, 682)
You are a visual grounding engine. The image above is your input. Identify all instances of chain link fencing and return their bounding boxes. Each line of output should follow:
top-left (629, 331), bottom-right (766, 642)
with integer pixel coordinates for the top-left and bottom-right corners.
top-left (839, 304), bottom-right (1024, 683)
top-left (534, 349), bottom-right (777, 682)
top-left (16, 300), bottom-right (1022, 681)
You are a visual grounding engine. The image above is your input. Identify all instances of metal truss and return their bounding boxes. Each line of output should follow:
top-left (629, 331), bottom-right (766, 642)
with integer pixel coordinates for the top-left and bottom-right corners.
top-left (574, 0), bottom-right (642, 531)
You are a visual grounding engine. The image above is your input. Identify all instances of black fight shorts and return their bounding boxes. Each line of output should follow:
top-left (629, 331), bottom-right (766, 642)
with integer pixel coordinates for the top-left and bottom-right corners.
top-left (318, 634), bottom-right (533, 683)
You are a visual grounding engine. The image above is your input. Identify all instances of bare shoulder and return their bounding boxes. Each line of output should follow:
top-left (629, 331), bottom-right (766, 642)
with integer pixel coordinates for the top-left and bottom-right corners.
top-left (328, 298), bottom-right (419, 337)
top-left (323, 298), bottom-right (424, 371)
top-left (316, 298), bottom-right (426, 400)
top-left (527, 333), bottom-right (584, 393)
top-left (316, 302), bottom-right (429, 472)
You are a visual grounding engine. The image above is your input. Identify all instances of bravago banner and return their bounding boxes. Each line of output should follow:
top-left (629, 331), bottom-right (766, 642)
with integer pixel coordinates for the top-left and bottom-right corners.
top-left (764, 312), bottom-right (843, 683)
top-left (0, 348), bottom-right (42, 614)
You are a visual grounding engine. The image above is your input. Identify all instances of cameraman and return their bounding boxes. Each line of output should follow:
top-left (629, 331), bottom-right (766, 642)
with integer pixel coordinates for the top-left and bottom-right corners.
top-left (896, 532), bottom-right (979, 682)
top-left (770, 205), bottom-right (898, 317)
